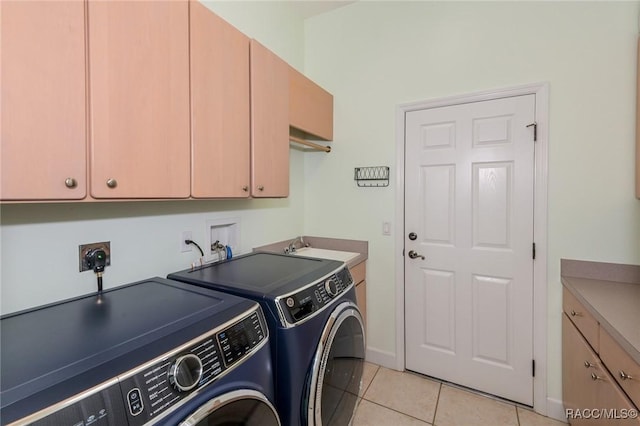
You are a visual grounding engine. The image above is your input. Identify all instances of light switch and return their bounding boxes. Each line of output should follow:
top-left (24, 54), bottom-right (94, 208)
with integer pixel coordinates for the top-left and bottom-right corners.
top-left (382, 221), bottom-right (391, 236)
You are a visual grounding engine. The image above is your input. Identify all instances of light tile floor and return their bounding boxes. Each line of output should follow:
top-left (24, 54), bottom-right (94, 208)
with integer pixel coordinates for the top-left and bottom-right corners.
top-left (353, 363), bottom-right (567, 426)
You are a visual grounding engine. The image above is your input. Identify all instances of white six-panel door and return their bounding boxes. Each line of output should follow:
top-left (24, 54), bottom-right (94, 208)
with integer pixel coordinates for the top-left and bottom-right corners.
top-left (404, 94), bottom-right (536, 405)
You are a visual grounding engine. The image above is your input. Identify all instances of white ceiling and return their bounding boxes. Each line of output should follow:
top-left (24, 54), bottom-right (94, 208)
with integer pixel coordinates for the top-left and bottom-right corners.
top-left (286, 1), bottom-right (356, 19)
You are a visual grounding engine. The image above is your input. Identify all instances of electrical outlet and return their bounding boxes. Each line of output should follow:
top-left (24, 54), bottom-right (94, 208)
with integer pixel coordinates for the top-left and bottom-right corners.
top-left (181, 231), bottom-right (193, 253)
top-left (79, 241), bottom-right (111, 272)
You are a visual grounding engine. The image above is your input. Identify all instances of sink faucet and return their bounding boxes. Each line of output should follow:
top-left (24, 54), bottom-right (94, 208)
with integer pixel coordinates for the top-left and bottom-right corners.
top-left (284, 236), bottom-right (307, 254)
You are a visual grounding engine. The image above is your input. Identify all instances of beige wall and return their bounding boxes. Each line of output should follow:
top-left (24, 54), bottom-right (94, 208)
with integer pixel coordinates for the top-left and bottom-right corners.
top-left (302, 0), bottom-right (640, 407)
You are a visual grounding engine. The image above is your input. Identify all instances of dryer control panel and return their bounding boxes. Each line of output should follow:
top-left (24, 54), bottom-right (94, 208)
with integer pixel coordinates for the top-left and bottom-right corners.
top-left (277, 267), bottom-right (354, 326)
top-left (119, 307), bottom-right (267, 426)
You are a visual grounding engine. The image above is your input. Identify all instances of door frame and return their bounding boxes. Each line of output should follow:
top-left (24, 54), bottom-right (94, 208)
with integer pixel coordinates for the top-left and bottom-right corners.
top-left (394, 82), bottom-right (549, 415)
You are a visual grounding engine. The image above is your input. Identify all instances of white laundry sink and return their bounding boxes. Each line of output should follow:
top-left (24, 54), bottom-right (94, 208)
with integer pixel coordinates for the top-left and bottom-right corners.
top-left (292, 247), bottom-right (360, 264)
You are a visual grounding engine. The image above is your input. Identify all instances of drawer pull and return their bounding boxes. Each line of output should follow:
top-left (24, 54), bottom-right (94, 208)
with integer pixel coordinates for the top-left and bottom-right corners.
top-left (584, 361), bottom-right (594, 368)
top-left (570, 310), bottom-right (582, 317)
top-left (619, 371), bottom-right (634, 381)
top-left (591, 372), bottom-right (605, 381)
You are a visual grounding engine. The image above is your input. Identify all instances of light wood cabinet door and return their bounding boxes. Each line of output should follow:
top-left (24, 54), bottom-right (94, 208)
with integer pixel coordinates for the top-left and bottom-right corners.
top-left (249, 40), bottom-right (289, 198)
top-left (1, 0), bottom-right (87, 200)
top-left (356, 280), bottom-right (367, 331)
top-left (88, 0), bottom-right (190, 199)
top-left (289, 66), bottom-right (334, 141)
top-left (563, 315), bottom-right (640, 425)
top-left (190, 2), bottom-right (250, 198)
top-left (563, 288), bottom-right (600, 353)
top-left (600, 327), bottom-right (640, 408)
top-left (563, 315), bottom-right (600, 424)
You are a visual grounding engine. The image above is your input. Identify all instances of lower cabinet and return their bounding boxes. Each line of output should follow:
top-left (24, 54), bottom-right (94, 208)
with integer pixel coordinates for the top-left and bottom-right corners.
top-left (562, 305), bottom-right (640, 425)
top-left (349, 262), bottom-right (367, 331)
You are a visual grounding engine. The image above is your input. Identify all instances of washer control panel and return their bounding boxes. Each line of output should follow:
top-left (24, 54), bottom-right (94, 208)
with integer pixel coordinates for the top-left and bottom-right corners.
top-left (118, 308), bottom-right (266, 426)
top-left (279, 266), bottom-right (354, 325)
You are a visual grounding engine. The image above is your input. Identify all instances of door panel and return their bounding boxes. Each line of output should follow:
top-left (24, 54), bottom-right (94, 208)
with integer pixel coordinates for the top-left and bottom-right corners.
top-left (249, 40), bottom-right (289, 198)
top-left (405, 94), bottom-right (535, 405)
top-left (1, 0), bottom-right (87, 200)
top-left (88, 0), bottom-right (190, 198)
top-left (190, 2), bottom-right (251, 198)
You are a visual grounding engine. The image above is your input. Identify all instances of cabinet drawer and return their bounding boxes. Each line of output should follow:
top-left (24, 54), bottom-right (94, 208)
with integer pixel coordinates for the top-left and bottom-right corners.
top-left (563, 288), bottom-right (600, 353)
top-left (600, 327), bottom-right (640, 409)
top-left (350, 262), bottom-right (366, 285)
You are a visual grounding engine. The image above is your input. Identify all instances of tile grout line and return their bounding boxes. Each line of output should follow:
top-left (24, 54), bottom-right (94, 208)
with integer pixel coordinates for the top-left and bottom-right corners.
top-left (360, 398), bottom-right (435, 425)
top-left (431, 381), bottom-right (442, 425)
top-left (360, 364), bottom-right (380, 398)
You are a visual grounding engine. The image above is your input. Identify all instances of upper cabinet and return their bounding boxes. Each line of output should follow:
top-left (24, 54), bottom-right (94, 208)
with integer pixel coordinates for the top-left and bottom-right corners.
top-left (1, 1), bottom-right (331, 202)
top-left (250, 40), bottom-right (290, 198)
top-left (190, 1), bottom-right (251, 198)
top-left (1, 0), bottom-right (87, 201)
top-left (88, 0), bottom-right (191, 199)
top-left (289, 66), bottom-right (334, 141)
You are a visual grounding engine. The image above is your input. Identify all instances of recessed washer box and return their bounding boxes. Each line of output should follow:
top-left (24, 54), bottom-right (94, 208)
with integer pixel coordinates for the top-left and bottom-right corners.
top-left (205, 217), bottom-right (240, 262)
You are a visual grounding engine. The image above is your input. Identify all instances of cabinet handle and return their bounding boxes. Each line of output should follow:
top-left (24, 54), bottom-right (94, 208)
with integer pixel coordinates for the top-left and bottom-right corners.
top-left (242, 186), bottom-right (249, 192)
top-left (591, 372), bottom-right (605, 381)
top-left (570, 310), bottom-right (582, 317)
top-left (65, 177), bottom-right (77, 188)
top-left (106, 178), bottom-right (118, 189)
top-left (257, 185), bottom-right (264, 191)
top-left (619, 371), bottom-right (634, 381)
top-left (584, 361), bottom-right (594, 368)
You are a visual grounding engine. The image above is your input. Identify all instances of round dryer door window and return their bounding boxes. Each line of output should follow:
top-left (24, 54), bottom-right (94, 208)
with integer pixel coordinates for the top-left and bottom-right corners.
top-left (179, 390), bottom-right (280, 426)
top-left (308, 301), bottom-right (366, 425)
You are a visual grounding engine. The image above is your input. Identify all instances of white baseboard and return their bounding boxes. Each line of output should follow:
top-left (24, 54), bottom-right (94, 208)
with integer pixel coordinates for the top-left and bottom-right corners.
top-left (546, 398), bottom-right (566, 422)
top-left (365, 347), bottom-right (397, 370)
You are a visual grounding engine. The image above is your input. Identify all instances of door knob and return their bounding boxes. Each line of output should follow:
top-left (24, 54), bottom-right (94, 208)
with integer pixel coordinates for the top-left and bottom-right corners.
top-left (408, 250), bottom-right (425, 260)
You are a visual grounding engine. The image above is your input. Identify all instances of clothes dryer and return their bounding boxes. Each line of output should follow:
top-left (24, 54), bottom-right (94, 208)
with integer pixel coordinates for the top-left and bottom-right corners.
top-left (169, 252), bottom-right (365, 426)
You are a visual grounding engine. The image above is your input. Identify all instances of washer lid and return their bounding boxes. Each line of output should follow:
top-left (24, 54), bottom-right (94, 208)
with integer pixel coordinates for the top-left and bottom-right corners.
top-left (0, 278), bottom-right (254, 413)
top-left (169, 252), bottom-right (344, 298)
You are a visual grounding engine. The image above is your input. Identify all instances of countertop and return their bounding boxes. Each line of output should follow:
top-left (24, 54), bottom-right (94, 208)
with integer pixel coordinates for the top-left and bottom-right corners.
top-left (561, 259), bottom-right (640, 364)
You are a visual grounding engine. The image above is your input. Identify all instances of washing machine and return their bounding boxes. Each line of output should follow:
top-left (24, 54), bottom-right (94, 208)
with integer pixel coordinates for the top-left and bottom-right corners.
top-left (168, 252), bottom-right (366, 426)
top-left (0, 277), bottom-right (280, 426)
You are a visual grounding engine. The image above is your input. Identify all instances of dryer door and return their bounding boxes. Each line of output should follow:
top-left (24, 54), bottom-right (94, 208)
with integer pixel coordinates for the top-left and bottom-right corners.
top-left (179, 389), bottom-right (280, 426)
top-left (308, 301), bottom-right (365, 426)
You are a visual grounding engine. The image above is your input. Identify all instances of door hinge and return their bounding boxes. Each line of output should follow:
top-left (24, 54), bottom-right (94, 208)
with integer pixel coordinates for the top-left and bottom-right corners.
top-left (532, 242), bottom-right (536, 260)
top-left (526, 122), bottom-right (537, 142)
top-left (532, 359), bottom-right (536, 377)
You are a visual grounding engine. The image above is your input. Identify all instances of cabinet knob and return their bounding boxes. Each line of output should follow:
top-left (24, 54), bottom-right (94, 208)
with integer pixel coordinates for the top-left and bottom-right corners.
top-left (242, 186), bottom-right (249, 192)
top-left (65, 177), bottom-right (77, 188)
top-left (584, 361), bottom-right (594, 368)
top-left (591, 372), bottom-right (604, 381)
top-left (619, 371), bottom-right (634, 381)
top-left (570, 310), bottom-right (582, 317)
top-left (257, 185), bottom-right (264, 191)
top-left (106, 178), bottom-right (118, 189)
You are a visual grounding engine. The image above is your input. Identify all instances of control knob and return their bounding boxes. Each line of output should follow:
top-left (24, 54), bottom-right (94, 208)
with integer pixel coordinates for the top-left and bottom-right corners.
top-left (324, 278), bottom-right (338, 298)
top-left (168, 354), bottom-right (203, 392)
